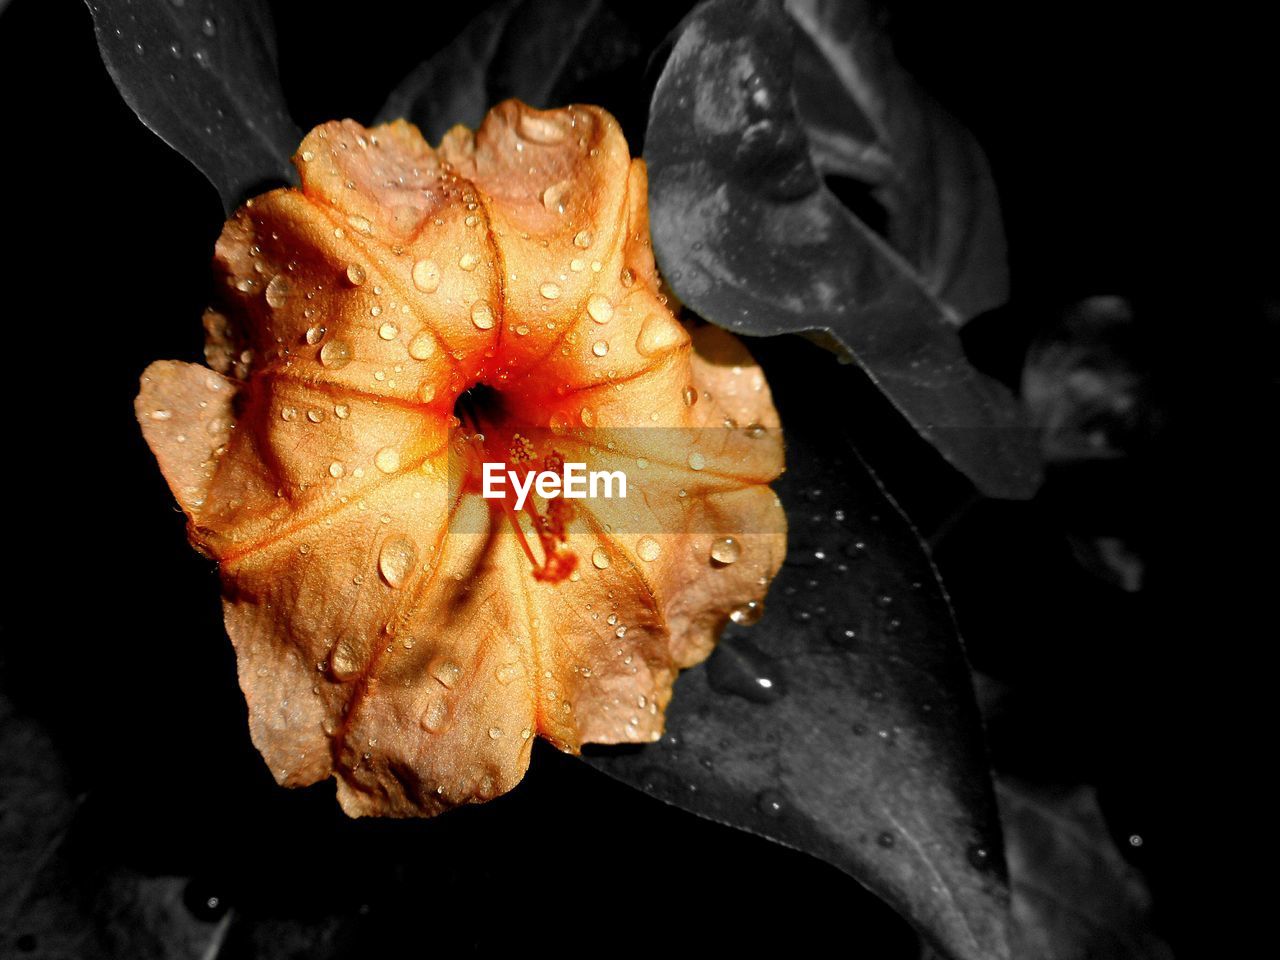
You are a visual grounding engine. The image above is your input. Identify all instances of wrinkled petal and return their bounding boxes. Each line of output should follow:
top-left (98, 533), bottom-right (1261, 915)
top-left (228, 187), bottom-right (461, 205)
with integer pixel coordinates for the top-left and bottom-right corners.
top-left (137, 101), bottom-right (786, 817)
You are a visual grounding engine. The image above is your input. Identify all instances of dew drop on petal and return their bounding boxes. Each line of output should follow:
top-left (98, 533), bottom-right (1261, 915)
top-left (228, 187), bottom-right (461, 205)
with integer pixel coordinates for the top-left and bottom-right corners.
top-left (540, 281), bottom-right (562, 300)
top-left (408, 330), bottom-right (436, 360)
top-left (419, 382), bottom-right (436, 403)
top-left (683, 385), bottom-right (698, 407)
top-left (729, 600), bottom-right (763, 625)
top-left (587, 295), bottom-right (613, 323)
top-left (334, 404), bottom-right (350, 419)
top-left (573, 228), bottom-right (592, 249)
top-left (280, 406), bottom-right (298, 421)
top-left (710, 537), bottom-right (741, 565)
top-left (592, 340), bottom-right (609, 357)
top-left (459, 253), bottom-right (479, 271)
top-left (420, 698), bottom-right (449, 732)
top-left (378, 534), bottom-right (416, 588)
top-left (329, 640), bottom-right (361, 681)
top-left (518, 112), bottom-right (567, 144)
top-left (637, 315), bottom-right (679, 356)
top-left (591, 548), bottom-right (610, 570)
top-left (329, 461), bottom-right (345, 479)
top-left (430, 658), bottom-right (463, 688)
top-left (471, 301), bottom-right (496, 329)
top-left (378, 321), bottom-right (399, 340)
top-left (305, 324), bottom-right (327, 345)
top-left (345, 263), bottom-right (366, 286)
top-left (637, 536), bottom-right (661, 562)
top-left (319, 340), bottom-right (352, 368)
top-left (264, 274), bottom-right (290, 308)
top-left (412, 259), bottom-right (440, 292)
top-left (688, 451), bottom-right (706, 471)
top-left (375, 447), bottom-right (401, 474)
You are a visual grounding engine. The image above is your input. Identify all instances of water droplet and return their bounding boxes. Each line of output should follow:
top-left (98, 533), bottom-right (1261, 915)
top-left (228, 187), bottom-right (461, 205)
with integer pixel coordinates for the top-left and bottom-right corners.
top-left (334, 404), bottom-right (350, 420)
top-left (877, 832), bottom-right (896, 849)
top-left (591, 548), bottom-right (610, 570)
top-left (412, 259), bottom-right (440, 292)
top-left (378, 534), bottom-right (416, 588)
top-left (573, 229), bottom-right (593, 249)
top-left (592, 340), bottom-right (609, 357)
top-left (201, 16), bottom-right (217, 37)
top-left (375, 447), bottom-right (401, 474)
top-left (729, 601), bottom-right (763, 625)
top-left (459, 253), bottom-right (480, 271)
top-left (636, 315), bottom-right (678, 356)
top-left (471, 301), bottom-right (496, 329)
top-left (549, 412), bottom-right (569, 435)
top-left (707, 642), bottom-right (783, 703)
top-left (515, 324), bottom-right (530, 336)
top-left (329, 640), bottom-right (361, 681)
top-left (319, 340), bottom-right (352, 368)
top-left (540, 281), bottom-right (562, 300)
top-left (541, 179), bottom-right (572, 213)
top-left (378, 321), bottom-right (399, 340)
top-left (710, 537), bottom-right (741, 565)
top-left (488, 726), bottom-right (503, 739)
top-left (264, 274), bottom-right (290, 308)
top-left (419, 382), bottom-right (436, 403)
top-left (687, 451), bottom-right (706, 471)
top-left (757, 789), bottom-right (786, 816)
top-left (967, 843), bottom-right (993, 870)
top-left (408, 330), bottom-right (436, 360)
top-left (149, 408), bottom-right (172, 421)
top-left (637, 536), bottom-right (661, 562)
top-left (496, 662), bottom-right (523, 685)
top-left (305, 324), bottom-right (327, 345)
top-left (280, 406), bottom-right (298, 422)
top-left (745, 422), bottom-right (766, 438)
top-left (329, 461), bottom-right (345, 478)
top-left (586, 295), bottom-right (614, 323)
top-left (682, 385), bottom-right (698, 407)
top-left (420, 698), bottom-right (450, 732)
top-left (430, 658), bottom-right (463, 688)
top-left (306, 408), bottom-right (325, 424)
top-left (518, 112), bottom-right (567, 144)
top-left (345, 263), bottom-right (367, 286)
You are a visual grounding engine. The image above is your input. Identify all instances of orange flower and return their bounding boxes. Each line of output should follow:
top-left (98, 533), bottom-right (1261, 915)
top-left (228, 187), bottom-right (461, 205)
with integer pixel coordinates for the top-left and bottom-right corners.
top-left (136, 101), bottom-right (786, 817)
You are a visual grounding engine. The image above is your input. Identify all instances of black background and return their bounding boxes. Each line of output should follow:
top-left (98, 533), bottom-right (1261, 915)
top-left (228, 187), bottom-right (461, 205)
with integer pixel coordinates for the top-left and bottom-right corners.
top-left (2, 0), bottom-right (1272, 956)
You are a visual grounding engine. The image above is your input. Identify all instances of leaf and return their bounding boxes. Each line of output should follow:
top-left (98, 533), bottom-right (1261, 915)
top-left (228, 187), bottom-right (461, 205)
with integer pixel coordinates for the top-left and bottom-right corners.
top-left (377, 0), bottom-right (602, 141)
top-left (0, 673), bottom-right (233, 960)
top-left (1022, 296), bottom-right (1161, 591)
top-left (997, 778), bottom-right (1174, 960)
top-left (645, 0), bottom-right (1040, 498)
top-left (135, 103), bottom-right (787, 817)
top-left (587, 335), bottom-right (1011, 960)
top-left (84, 0), bottom-right (301, 213)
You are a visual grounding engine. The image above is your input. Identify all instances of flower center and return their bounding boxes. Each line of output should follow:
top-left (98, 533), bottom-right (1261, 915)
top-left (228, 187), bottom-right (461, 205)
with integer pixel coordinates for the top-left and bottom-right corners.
top-left (452, 383), bottom-right (579, 584)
